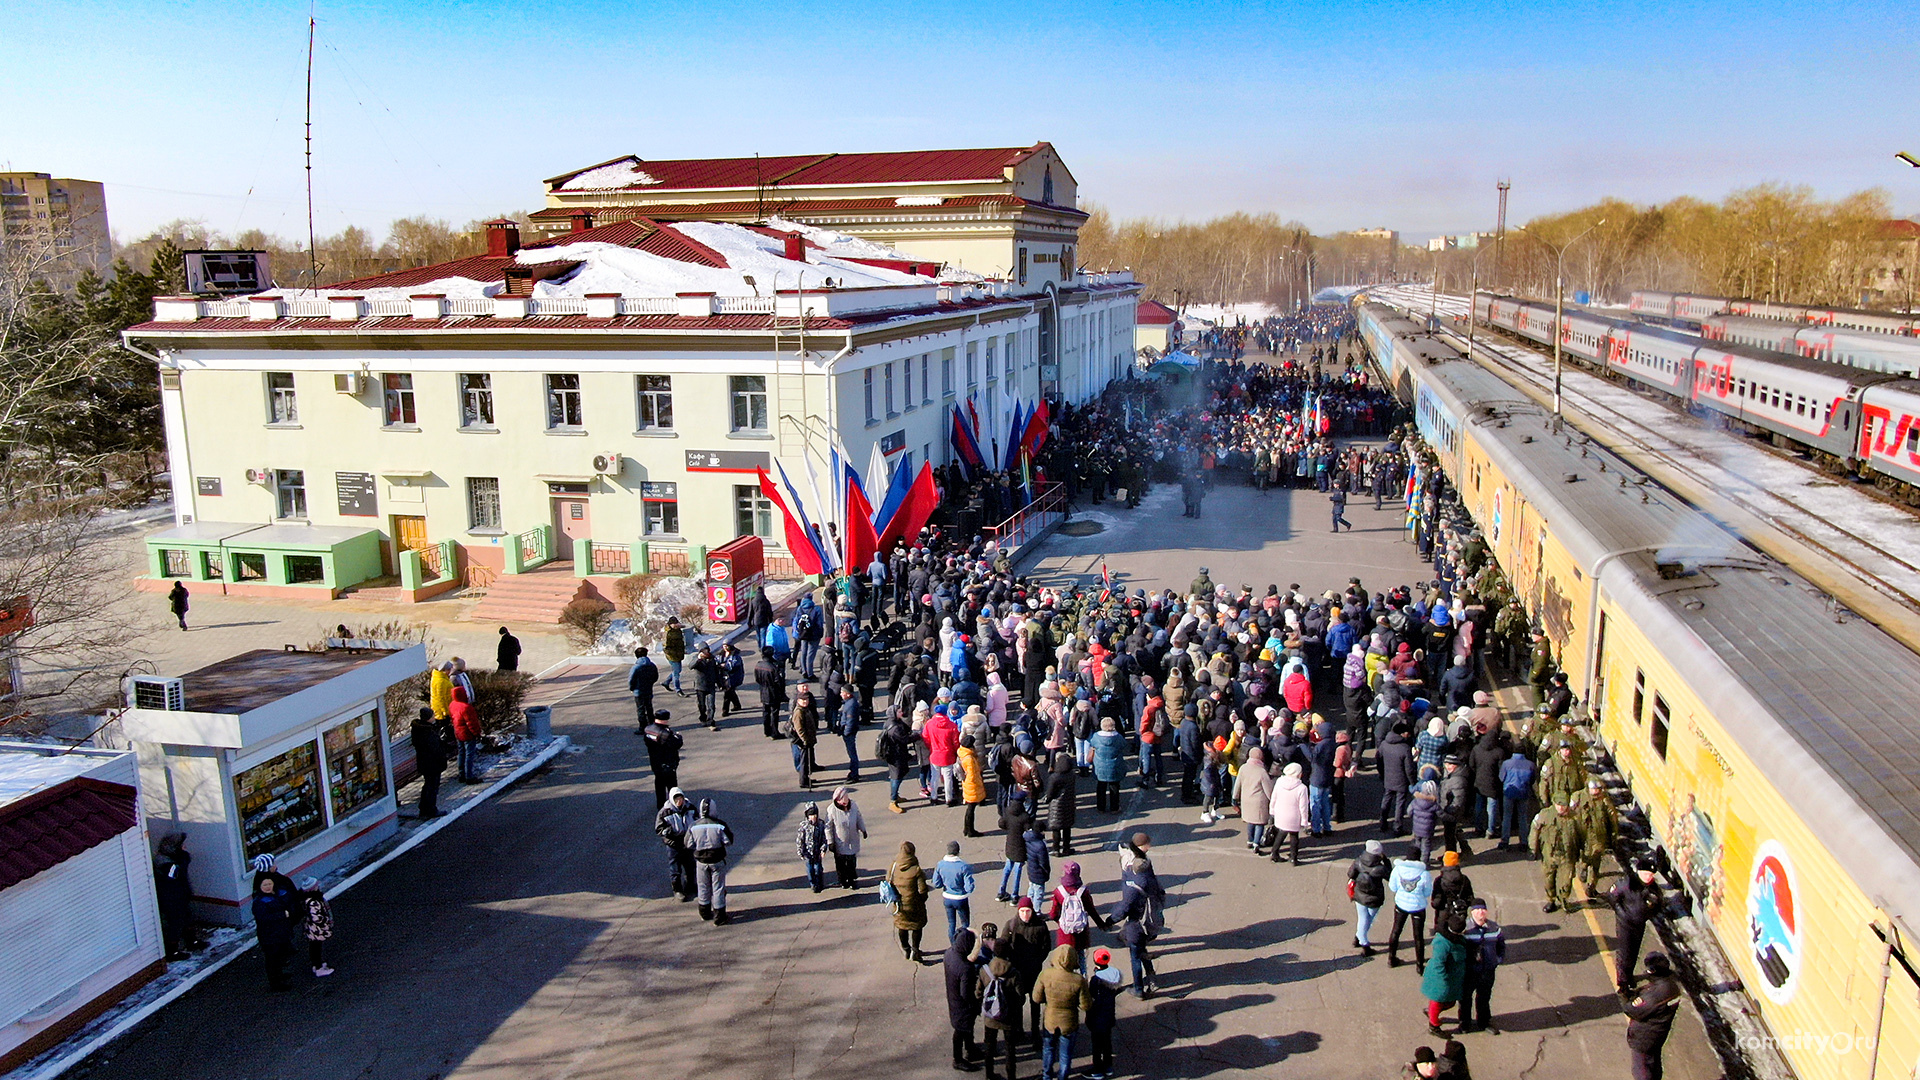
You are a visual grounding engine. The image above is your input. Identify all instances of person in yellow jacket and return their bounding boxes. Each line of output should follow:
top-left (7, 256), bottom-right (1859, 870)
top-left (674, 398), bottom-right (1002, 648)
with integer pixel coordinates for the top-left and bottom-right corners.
top-left (958, 733), bottom-right (989, 838)
top-left (429, 661), bottom-right (453, 721)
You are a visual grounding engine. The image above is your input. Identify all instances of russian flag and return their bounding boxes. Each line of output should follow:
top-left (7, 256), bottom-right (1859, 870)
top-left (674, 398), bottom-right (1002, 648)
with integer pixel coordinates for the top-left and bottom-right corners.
top-left (885, 462), bottom-right (941, 549)
top-left (871, 453), bottom-right (915, 546)
top-left (950, 404), bottom-right (986, 481)
top-left (845, 466), bottom-right (879, 570)
top-left (1019, 397), bottom-right (1051, 458)
top-left (760, 465), bottom-right (831, 576)
top-left (1004, 400), bottom-right (1027, 471)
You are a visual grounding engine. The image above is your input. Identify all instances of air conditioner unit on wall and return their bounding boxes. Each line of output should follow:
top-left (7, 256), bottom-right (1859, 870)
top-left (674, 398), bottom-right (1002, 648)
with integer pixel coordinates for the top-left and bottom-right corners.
top-left (127, 676), bottom-right (186, 711)
top-left (245, 467), bottom-right (273, 485)
top-left (592, 452), bottom-right (622, 476)
top-left (334, 372), bottom-right (364, 395)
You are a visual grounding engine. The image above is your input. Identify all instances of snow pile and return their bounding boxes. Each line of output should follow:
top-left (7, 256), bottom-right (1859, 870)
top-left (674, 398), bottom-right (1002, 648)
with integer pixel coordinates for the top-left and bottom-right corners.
top-left (765, 216), bottom-right (925, 262)
top-left (595, 577), bottom-right (709, 656)
top-left (560, 160), bottom-right (663, 190)
top-left (894, 196), bottom-right (945, 206)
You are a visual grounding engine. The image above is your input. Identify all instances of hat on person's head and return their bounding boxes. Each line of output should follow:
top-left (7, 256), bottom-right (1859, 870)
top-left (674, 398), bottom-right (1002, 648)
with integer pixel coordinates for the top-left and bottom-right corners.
top-left (1473, 690), bottom-right (1491, 705)
top-left (1645, 952), bottom-right (1672, 975)
top-left (1092, 947), bottom-right (1111, 967)
top-left (1413, 1046), bottom-right (1437, 1063)
top-left (298, 876), bottom-right (319, 891)
top-left (1442, 851), bottom-right (1461, 867)
top-left (1365, 839), bottom-right (1383, 855)
top-left (805, 804), bottom-right (820, 818)
top-left (1017, 896), bottom-right (1035, 912)
top-left (1588, 778), bottom-right (1603, 790)
top-left (250, 854), bottom-right (276, 873)
top-left (1469, 897), bottom-right (1488, 911)
top-left (1633, 855), bottom-right (1657, 873)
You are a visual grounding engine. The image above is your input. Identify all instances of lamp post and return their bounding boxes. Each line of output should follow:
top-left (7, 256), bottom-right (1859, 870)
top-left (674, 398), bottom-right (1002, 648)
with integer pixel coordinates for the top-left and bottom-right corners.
top-left (1515, 219), bottom-right (1606, 417)
top-left (1466, 241), bottom-right (1498, 358)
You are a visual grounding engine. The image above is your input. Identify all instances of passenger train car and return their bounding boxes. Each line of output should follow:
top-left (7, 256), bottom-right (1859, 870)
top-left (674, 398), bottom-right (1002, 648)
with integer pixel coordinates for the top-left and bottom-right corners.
top-left (1359, 300), bottom-right (1920, 1080)
top-left (1631, 290), bottom-right (1919, 336)
top-left (1700, 315), bottom-right (1920, 376)
top-left (1472, 292), bottom-right (1920, 496)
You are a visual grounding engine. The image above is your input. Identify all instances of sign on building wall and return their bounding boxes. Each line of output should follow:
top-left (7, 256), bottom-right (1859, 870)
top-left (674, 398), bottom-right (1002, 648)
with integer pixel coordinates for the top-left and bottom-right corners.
top-left (880, 430), bottom-right (906, 455)
top-left (336, 472), bottom-right (378, 517)
top-left (197, 477), bottom-right (223, 496)
top-left (685, 450), bottom-right (771, 473)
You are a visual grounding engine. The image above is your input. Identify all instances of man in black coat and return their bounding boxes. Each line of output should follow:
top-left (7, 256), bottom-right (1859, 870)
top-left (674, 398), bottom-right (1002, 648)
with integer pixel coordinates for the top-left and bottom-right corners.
top-left (754, 653), bottom-right (787, 739)
top-left (1609, 858), bottom-right (1665, 991)
top-left (642, 712), bottom-right (682, 809)
top-left (410, 706), bottom-right (448, 818)
top-left (1377, 723), bottom-right (1416, 834)
top-left (496, 626), bottom-right (522, 672)
top-left (627, 647), bottom-right (658, 732)
top-left (153, 833), bottom-right (196, 959)
top-left (1624, 952), bottom-right (1682, 1080)
top-left (691, 645), bottom-right (723, 729)
top-left (1467, 726), bottom-right (1511, 840)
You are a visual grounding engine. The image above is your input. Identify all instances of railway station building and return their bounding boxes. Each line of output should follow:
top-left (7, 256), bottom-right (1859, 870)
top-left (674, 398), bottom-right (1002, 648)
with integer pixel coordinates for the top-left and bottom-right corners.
top-left (124, 155), bottom-right (1138, 596)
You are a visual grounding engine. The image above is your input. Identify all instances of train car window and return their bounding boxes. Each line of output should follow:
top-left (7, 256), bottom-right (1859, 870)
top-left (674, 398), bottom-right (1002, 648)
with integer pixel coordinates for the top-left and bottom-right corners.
top-left (1632, 669), bottom-right (1646, 725)
top-left (1651, 694), bottom-right (1671, 760)
top-left (1907, 427), bottom-right (1919, 454)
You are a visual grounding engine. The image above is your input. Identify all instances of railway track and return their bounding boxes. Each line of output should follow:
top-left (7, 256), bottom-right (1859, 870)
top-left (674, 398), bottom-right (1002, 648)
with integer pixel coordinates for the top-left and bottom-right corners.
top-left (1371, 285), bottom-right (1920, 642)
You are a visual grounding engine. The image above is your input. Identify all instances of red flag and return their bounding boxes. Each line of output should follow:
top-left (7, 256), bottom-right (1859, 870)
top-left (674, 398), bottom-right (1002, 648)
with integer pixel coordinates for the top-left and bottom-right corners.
top-left (888, 462), bottom-right (940, 548)
top-left (1020, 397), bottom-right (1051, 457)
top-left (757, 468), bottom-right (825, 576)
top-left (845, 475), bottom-right (879, 571)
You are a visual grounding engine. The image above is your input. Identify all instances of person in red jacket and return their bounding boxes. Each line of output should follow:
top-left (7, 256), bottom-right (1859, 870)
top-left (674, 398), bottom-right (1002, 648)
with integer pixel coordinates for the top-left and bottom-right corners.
top-left (924, 709), bottom-right (961, 807)
top-left (449, 684), bottom-right (482, 782)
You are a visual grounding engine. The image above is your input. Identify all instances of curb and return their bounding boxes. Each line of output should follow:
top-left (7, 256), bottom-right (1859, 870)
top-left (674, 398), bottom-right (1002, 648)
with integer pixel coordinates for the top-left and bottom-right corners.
top-left (10, 736), bottom-right (573, 1080)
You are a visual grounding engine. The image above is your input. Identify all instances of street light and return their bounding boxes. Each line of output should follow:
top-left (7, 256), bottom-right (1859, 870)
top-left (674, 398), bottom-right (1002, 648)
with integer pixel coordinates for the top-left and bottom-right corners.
top-left (1515, 219), bottom-right (1607, 417)
top-left (1465, 241), bottom-right (1499, 358)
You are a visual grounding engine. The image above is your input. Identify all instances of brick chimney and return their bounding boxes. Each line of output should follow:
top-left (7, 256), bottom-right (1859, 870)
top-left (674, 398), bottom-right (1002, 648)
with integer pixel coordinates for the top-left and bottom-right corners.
top-left (485, 219), bottom-right (521, 258)
top-left (783, 232), bottom-right (805, 261)
top-left (568, 209), bottom-right (594, 234)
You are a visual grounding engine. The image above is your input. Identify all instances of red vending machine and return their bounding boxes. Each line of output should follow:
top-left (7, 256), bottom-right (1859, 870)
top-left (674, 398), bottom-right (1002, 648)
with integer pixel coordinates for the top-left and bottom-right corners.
top-left (705, 535), bottom-right (764, 625)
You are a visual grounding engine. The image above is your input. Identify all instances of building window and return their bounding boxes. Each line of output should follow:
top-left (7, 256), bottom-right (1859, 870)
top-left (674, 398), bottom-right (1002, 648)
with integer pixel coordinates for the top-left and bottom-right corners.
top-left (985, 340), bottom-right (996, 383)
top-left (731, 375), bottom-right (768, 431)
top-left (324, 709), bottom-right (387, 820)
top-left (735, 484), bottom-right (773, 538)
top-left (266, 372), bottom-right (298, 424)
top-left (546, 373), bottom-right (583, 429)
top-left (1018, 246), bottom-right (1028, 285)
top-left (382, 374), bottom-right (415, 426)
top-left (902, 355), bottom-right (913, 409)
top-left (885, 362), bottom-right (897, 416)
top-left (643, 482), bottom-right (679, 535)
top-left (467, 477), bottom-right (502, 531)
top-left (966, 343), bottom-right (978, 390)
top-left (864, 369), bottom-right (876, 424)
top-left (459, 373), bottom-right (494, 428)
top-left (637, 374), bottom-right (673, 430)
top-left (922, 355), bottom-right (933, 404)
top-left (233, 742), bottom-right (324, 859)
top-left (275, 469), bottom-right (307, 519)
top-left (942, 349), bottom-right (954, 396)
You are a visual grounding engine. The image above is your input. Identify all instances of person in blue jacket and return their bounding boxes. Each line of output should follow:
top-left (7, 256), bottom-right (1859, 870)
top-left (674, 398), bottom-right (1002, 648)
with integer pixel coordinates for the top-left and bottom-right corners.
top-left (930, 840), bottom-right (978, 944)
top-left (250, 871), bottom-right (297, 991)
top-left (1387, 844), bottom-right (1434, 971)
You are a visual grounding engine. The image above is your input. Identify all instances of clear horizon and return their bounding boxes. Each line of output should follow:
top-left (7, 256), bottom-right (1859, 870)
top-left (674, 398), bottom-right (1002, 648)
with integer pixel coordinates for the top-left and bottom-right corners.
top-left (5, 0), bottom-right (1917, 246)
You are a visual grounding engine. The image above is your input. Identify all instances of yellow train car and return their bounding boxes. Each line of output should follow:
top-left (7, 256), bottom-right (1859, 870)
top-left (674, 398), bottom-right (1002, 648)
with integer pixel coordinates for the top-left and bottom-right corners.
top-left (1361, 302), bottom-right (1920, 1080)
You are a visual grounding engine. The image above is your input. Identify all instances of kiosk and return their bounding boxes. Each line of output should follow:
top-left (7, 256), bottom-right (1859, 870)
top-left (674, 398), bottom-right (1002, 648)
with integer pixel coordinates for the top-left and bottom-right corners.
top-left (118, 644), bottom-right (428, 924)
top-left (705, 535), bottom-right (764, 625)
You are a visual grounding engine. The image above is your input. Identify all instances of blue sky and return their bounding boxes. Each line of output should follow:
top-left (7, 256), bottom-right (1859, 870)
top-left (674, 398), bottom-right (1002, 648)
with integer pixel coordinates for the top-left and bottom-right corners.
top-left (5, 0), bottom-right (1916, 244)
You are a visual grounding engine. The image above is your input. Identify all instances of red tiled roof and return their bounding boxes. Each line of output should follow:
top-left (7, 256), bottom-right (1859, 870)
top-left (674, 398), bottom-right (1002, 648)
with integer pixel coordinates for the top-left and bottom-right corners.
top-left (0, 777), bottom-right (137, 890)
top-left (1136, 299), bottom-right (1178, 325)
top-left (330, 253), bottom-right (515, 290)
top-left (1883, 219), bottom-right (1920, 240)
top-left (527, 194), bottom-right (1085, 224)
top-left (545, 145), bottom-right (1048, 193)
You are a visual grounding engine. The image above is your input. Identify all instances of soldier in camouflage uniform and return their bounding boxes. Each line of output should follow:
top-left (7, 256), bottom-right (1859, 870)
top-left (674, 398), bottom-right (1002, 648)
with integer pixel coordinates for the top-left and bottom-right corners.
top-left (1574, 778), bottom-right (1618, 897)
top-left (1535, 743), bottom-right (1587, 810)
top-left (1527, 631), bottom-right (1555, 705)
top-left (1529, 800), bottom-right (1580, 913)
top-left (1189, 567), bottom-right (1215, 601)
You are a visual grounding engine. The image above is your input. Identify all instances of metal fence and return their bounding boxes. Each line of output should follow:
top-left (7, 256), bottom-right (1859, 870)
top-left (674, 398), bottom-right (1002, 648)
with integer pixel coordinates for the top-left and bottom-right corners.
top-left (982, 483), bottom-right (1066, 553)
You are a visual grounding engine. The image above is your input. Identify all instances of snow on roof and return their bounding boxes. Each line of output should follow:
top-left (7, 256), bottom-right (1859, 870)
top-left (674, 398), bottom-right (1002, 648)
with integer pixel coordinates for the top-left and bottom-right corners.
top-left (559, 158), bottom-right (664, 191)
top-left (282, 221), bottom-right (936, 303)
top-left (0, 745), bottom-right (109, 807)
top-left (765, 216), bottom-right (922, 262)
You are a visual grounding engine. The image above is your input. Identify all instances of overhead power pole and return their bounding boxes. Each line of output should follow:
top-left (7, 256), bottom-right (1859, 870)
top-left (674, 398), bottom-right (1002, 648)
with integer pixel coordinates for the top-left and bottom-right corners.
top-left (1495, 179), bottom-right (1511, 287)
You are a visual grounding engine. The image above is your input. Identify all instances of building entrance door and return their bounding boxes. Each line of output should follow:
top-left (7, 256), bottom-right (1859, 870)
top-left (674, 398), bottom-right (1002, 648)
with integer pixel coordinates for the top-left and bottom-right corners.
top-left (390, 514), bottom-right (428, 574)
top-left (551, 497), bottom-right (590, 560)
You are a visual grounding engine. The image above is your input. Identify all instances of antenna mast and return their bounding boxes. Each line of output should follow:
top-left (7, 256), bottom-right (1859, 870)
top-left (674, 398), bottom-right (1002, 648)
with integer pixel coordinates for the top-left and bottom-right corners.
top-left (304, 6), bottom-right (318, 289)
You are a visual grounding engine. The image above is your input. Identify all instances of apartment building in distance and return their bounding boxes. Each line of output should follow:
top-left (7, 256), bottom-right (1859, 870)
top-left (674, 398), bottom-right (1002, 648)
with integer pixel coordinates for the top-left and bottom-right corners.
top-left (125, 204), bottom-right (1137, 608)
top-left (0, 172), bottom-right (111, 282)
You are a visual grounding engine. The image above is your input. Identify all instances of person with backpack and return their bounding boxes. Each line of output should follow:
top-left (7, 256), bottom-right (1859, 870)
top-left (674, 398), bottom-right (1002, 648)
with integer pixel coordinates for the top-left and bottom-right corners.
top-left (1388, 843), bottom-right (1434, 970)
top-left (1432, 850), bottom-right (1475, 924)
top-left (1030, 945), bottom-right (1092, 1080)
top-left (978, 930), bottom-right (1024, 1080)
top-left (1086, 947), bottom-right (1124, 1079)
top-left (761, 617), bottom-right (792, 671)
top-left (945, 926), bottom-right (983, 1071)
top-left (1046, 861), bottom-right (1112, 967)
top-left (794, 594), bottom-right (824, 679)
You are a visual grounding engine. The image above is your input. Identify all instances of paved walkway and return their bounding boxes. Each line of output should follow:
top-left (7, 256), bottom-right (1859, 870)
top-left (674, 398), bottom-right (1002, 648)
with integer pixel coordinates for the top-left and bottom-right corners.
top-left (60, 484), bottom-right (1726, 1080)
